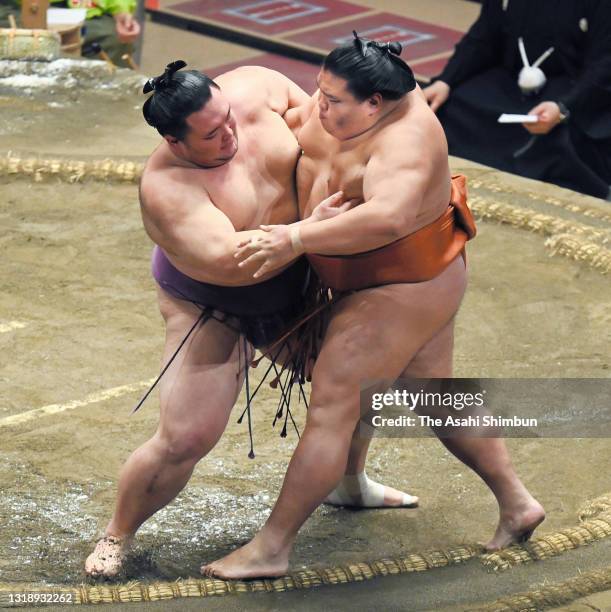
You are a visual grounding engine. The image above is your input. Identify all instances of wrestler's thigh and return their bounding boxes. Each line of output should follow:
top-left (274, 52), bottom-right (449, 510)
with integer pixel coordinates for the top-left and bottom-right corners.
top-left (401, 316), bottom-right (456, 379)
top-left (309, 257), bottom-right (467, 419)
top-left (155, 287), bottom-right (245, 444)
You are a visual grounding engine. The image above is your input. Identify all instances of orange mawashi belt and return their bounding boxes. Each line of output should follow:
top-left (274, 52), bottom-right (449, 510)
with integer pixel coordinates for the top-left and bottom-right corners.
top-left (306, 174), bottom-right (477, 291)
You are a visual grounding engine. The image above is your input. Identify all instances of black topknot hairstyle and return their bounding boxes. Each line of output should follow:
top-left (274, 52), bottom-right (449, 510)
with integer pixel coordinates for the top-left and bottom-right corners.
top-left (142, 60), bottom-right (219, 141)
top-left (323, 31), bottom-right (416, 101)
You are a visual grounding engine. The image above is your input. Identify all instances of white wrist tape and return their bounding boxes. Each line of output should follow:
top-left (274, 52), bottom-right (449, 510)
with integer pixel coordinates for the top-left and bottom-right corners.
top-left (289, 225), bottom-right (305, 255)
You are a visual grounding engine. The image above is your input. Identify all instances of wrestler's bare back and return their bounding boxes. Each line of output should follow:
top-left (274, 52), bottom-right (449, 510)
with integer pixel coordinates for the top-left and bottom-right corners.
top-left (140, 66), bottom-right (304, 286)
top-left (298, 86), bottom-right (451, 232)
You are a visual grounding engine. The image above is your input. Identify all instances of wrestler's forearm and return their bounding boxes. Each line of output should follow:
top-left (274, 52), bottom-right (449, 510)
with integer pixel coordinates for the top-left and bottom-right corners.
top-left (294, 215), bottom-right (318, 227)
top-left (296, 202), bottom-right (404, 255)
top-left (186, 229), bottom-right (293, 286)
top-left (217, 228), bottom-right (291, 285)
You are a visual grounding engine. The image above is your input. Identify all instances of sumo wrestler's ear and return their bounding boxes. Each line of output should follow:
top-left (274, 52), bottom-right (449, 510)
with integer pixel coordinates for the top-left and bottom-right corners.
top-left (367, 93), bottom-right (383, 111)
top-left (164, 135), bottom-right (179, 145)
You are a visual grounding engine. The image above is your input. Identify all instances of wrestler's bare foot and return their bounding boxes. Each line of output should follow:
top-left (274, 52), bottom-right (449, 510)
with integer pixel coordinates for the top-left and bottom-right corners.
top-left (85, 534), bottom-right (133, 578)
top-left (325, 471), bottom-right (419, 508)
top-left (484, 497), bottom-right (545, 551)
top-left (201, 533), bottom-right (290, 580)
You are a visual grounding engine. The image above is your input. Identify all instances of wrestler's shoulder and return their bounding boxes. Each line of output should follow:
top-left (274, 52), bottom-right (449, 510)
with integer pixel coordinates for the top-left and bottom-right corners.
top-left (370, 100), bottom-right (445, 162)
top-left (140, 159), bottom-right (208, 215)
top-left (142, 149), bottom-right (190, 186)
top-left (216, 64), bottom-right (280, 81)
top-left (216, 66), bottom-right (288, 113)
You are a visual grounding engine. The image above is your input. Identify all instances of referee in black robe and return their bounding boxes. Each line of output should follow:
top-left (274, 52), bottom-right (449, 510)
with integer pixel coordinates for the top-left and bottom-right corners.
top-left (424, 0), bottom-right (611, 201)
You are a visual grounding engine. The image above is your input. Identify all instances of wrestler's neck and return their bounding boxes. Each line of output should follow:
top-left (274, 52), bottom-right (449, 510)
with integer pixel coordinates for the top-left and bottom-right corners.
top-left (163, 141), bottom-right (238, 171)
top-left (341, 94), bottom-right (410, 144)
top-left (171, 149), bottom-right (236, 170)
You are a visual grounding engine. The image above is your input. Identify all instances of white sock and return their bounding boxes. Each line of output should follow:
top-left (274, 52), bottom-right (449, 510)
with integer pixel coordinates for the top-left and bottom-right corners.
top-left (325, 471), bottom-right (418, 508)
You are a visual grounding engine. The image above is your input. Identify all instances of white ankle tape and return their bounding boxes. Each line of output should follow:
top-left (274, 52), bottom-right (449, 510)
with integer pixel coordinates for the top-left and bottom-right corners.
top-left (326, 471), bottom-right (418, 508)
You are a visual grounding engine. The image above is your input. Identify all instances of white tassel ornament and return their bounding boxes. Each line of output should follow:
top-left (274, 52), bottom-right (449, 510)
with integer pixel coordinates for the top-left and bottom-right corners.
top-left (517, 37), bottom-right (554, 95)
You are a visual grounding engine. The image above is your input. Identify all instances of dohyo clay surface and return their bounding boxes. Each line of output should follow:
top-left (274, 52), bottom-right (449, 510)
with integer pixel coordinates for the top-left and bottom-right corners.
top-left (0, 59), bottom-right (609, 609)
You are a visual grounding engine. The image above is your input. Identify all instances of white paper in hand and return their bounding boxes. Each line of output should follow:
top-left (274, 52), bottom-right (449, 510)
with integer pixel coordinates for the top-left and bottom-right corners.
top-left (498, 113), bottom-right (539, 124)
